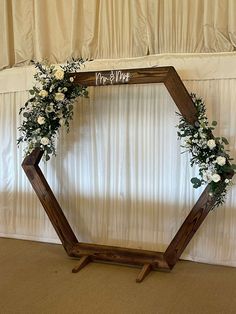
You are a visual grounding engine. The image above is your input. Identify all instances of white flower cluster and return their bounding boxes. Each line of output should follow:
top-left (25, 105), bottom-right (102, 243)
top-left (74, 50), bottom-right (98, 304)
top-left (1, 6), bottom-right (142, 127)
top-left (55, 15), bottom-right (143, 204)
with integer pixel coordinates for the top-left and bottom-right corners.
top-left (183, 134), bottom-right (227, 185)
top-left (18, 59), bottom-right (88, 161)
top-left (31, 67), bottom-right (68, 150)
top-left (177, 94), bottom-right (235, 208)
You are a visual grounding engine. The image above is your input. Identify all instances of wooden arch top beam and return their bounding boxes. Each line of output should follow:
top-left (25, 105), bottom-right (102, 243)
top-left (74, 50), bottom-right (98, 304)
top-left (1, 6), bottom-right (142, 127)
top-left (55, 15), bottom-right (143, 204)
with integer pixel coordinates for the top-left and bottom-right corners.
top-left (73, 67), bottom-right (197, 125)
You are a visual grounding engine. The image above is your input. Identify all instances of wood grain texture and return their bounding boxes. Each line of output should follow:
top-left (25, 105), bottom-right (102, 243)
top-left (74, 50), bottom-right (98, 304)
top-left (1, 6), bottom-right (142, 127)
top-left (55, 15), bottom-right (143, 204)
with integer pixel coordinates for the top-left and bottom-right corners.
top-left (21, 66), bottom-right (233, 281)
top-left (164, 186), bottom-right (212, 268)
top-left (164, 171), bottom-right (235, 269)
top-left (72, 67), bottom-right (170, 86)
top-left (136, 264), bottom-right (152, 283)
top-left (164, 67), bottom-right (197, 125)
top-left (70, 242), bottom-right (170, 271)
top-left (22, 148), bottom-right (79, 254)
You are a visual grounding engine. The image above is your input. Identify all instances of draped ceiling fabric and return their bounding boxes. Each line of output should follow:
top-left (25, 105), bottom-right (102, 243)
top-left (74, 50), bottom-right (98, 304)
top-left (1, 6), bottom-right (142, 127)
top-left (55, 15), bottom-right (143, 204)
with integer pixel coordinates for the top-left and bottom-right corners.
top-left (1, 0), bottom-right (236, 267)
top-left (1, 0), bottom-right (236, 70)
top-left (0, 53), bottom-right (236, 267)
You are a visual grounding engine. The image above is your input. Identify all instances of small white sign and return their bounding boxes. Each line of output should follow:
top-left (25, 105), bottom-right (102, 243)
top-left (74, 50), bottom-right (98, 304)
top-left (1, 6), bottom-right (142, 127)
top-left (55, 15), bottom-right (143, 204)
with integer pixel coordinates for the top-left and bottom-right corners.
top-left (95, 70), bottom-right (130, 85)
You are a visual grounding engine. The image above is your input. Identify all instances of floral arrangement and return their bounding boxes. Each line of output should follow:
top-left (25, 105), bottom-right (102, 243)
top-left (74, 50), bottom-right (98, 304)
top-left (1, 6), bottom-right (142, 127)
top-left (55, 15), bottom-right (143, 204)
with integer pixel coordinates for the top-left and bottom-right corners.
top-left (17, 59), bottom-right (88, 160)
top-left (177, 94), bottom-right (235, 208)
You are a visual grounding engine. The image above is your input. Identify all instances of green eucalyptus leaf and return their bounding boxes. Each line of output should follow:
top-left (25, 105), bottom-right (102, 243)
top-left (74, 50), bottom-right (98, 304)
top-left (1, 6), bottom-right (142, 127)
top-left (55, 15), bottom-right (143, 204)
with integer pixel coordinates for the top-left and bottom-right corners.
top-left (222, 137), bottom-right (229, 145)
top-left (191, 177), bottom-right (202, 187)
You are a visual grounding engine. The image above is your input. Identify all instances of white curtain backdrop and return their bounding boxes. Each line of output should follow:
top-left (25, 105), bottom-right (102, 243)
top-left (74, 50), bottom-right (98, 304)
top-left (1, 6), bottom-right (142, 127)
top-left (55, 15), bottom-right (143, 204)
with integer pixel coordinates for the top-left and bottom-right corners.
top-left (0, 53), bottom-right (236, 266)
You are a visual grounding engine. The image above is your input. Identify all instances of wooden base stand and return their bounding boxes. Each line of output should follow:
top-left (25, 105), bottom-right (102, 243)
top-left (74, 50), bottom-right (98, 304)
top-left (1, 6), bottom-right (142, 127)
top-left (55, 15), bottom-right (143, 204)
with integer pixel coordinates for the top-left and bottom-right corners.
top-left (22, 67), bottom-right (234, 282)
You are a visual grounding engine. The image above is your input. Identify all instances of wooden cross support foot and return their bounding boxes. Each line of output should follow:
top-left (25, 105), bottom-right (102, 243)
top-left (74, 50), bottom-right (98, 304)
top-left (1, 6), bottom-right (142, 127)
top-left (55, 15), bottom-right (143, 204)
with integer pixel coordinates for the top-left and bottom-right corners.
top-left (69, 242), bottom-right (170, 271)
top-left (72, 255), bottom-right (91, 273)
top-left (136, 264), bottom-right (152, 283)
top-left (72, 257), bottom-right (153, 283)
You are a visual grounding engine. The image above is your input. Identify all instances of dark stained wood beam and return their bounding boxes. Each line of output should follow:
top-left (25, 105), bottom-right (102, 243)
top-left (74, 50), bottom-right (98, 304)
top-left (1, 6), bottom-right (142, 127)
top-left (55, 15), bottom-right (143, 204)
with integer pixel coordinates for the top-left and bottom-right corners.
top-left (72, 67), bottom-right (170, 86)
top-left (136, 264), bottom-right (153, 283)
top-left (164, 67), bottom-right (197, 125)
top-left (70, 242), bottom-right (170, 271)
top-left (22, 148), bottom-right (78, 254)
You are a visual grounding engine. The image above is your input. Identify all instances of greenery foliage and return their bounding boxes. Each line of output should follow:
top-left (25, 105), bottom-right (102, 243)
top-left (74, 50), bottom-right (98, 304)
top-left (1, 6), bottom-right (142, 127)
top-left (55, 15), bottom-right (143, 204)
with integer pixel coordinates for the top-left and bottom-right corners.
top-left (17, 59), bottom-right (88, 161)
top-left (177, 94), bottom-right (235, 208)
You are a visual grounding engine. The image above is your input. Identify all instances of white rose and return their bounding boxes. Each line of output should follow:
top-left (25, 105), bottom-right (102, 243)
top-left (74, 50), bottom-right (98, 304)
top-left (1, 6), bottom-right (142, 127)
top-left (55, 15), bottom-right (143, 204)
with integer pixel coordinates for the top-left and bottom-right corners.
top-left (211, 173), bottom-right (221, 183)
top-left (40, 137), bottom-right (50, 145)
top-left (39, 90), bottom-right (48, 98)
top-left (70, 77), bottom-right (74, 82)
top-left (59, 118), bottom-right (65, 126)
top-left (54, 68), bottom-right (64, 80)
top-left (225, 179), bottom-right (230, 184)
top-left (216, 156), bottom-right (226, 166)
top-left (37, 116), bottom-right (46, 125)
top-left (54, 92), bottom-right (65, 102)
top-left (207, 139), bottom-right (216, 150)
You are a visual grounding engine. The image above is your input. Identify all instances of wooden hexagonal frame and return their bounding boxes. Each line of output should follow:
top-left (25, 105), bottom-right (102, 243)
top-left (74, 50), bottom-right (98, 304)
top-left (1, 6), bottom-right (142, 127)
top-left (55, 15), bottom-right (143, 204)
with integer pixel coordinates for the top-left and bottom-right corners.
top-left (22, 67), bottom-right (233, 282)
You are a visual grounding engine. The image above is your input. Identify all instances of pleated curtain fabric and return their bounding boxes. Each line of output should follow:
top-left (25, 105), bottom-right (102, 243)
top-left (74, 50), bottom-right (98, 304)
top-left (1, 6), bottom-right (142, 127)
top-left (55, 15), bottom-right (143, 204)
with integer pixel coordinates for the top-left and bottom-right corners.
top-left (1, 0), bottom-right (236, 69)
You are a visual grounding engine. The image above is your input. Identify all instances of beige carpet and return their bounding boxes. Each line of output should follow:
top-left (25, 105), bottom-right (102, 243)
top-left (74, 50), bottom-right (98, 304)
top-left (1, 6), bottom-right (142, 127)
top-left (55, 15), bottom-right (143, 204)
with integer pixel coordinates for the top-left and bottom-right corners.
top-left (0, 238), bottom-right (236, 314)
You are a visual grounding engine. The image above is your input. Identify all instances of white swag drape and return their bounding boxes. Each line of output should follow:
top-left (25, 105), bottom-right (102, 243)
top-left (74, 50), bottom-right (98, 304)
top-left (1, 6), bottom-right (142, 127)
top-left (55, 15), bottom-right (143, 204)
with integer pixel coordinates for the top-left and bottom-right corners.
top-left (0, 53), bottom-right (236, 267)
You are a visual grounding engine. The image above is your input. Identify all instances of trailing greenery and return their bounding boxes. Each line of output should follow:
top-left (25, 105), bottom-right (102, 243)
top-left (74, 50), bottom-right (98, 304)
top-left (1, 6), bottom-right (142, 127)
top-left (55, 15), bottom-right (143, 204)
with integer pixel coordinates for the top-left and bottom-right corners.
top-left (177, 94), bottom-right (236, 208)
top-left (17, 59), bottom-right (88, 161)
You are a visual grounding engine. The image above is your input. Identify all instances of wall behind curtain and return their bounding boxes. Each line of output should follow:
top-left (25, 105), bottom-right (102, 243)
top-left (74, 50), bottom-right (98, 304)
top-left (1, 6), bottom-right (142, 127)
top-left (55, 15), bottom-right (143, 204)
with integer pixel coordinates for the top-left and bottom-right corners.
top-left (1, 0), bottom-right (236, 69)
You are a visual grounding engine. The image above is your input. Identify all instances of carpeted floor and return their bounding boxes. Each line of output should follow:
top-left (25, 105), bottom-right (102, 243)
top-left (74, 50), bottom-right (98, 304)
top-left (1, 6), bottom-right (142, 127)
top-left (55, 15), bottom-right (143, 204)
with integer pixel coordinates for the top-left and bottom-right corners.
top-left (0, 237), bottom-right (236, 314)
